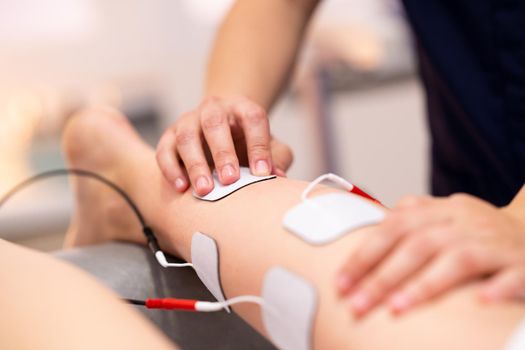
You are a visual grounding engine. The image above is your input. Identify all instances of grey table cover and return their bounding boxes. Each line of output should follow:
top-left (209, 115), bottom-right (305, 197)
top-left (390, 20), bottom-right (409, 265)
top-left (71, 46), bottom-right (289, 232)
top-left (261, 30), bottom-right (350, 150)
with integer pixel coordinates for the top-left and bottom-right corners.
top-left (55, 242), bottom-right (275, 350)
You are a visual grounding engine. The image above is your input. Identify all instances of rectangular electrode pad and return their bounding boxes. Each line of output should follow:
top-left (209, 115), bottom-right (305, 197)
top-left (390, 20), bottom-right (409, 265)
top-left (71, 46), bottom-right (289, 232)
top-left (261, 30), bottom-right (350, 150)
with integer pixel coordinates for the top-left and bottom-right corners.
top-left (193, 167), bottom-right (276, 201)
top-left (283, 193), bottom-right (385, 245)
top-left (262, 267), bottom-right (317, 350)
top-left (191, 232), bottom-right (230, 312)
top-left (505, 320), bottom-right (525, 350)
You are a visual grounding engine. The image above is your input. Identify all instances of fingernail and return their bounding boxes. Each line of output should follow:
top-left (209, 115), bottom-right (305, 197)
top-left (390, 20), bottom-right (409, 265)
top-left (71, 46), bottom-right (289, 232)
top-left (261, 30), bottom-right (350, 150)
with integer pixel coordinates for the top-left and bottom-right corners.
top-left (174, 178), bottom-right (186, 190)
top-left (336, 275), bottom-right (353, 292)
top-left (390, 294), bottom-right (411, 313)
top-left (349, 292), bottom-right (369, 313)
top-left (254, 160), bottom-right (269, 176)
top-left (196, 176), bottom-right (209, 191)
top-left (221, 164), bottom-right (235, 180)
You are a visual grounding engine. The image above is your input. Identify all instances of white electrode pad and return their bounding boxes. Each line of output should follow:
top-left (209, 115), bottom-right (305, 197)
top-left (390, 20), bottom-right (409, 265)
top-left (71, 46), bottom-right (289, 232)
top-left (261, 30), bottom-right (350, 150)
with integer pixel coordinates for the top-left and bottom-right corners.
top-left (283, 192), bottom-right (385, 245)
top-left (191, 232), bottom-right (230, 312)
top-left (262, 267), bottom-right (317, 350)
top-left (505, 319), bottom-right (525, 350)
top-left (193, 167), bottom-right (276, 201)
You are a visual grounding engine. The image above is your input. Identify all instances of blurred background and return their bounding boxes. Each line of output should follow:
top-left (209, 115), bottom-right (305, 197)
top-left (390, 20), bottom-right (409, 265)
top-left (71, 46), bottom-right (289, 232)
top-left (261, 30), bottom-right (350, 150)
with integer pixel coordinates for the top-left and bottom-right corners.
top-left (0, 0), bottom-right (428, 251)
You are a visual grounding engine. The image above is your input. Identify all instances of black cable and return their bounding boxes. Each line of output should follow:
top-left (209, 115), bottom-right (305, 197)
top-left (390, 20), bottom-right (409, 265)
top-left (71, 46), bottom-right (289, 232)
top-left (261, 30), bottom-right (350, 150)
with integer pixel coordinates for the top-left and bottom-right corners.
top-left (125, 299), bottom-right (146, 306)
top-left (0, 168), bottom-right (163, 249)
top-left (0, 168), bottom-right (174, 308)
top-left (0, 168), bottom-right (146, 226)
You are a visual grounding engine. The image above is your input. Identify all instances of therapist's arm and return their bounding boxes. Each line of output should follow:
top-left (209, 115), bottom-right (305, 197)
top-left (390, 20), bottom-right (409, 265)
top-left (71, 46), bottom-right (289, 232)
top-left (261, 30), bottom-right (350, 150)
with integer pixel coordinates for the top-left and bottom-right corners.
top-left (205, 0), bottom-right (319, 108)
top-left (156, 0), bottom-right (319, 196)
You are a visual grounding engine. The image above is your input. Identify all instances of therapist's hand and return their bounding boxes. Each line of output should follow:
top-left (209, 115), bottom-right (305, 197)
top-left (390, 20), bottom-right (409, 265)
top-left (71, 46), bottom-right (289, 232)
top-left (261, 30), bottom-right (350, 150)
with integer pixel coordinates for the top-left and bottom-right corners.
top-left (336, 193), bottom-right (525, 318)
top-left (156, 96), bottom-right (292, 196)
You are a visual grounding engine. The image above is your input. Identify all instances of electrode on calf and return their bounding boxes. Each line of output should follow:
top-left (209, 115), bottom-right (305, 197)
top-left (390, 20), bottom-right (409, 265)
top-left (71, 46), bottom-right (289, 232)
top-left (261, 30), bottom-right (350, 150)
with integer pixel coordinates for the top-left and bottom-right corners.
top-left (283, 173), bottom-right (385, 245)
top-left (262, 267), bottom-right (317, 350)
top-left (193, 167), bottom-right (276, 201)
top-left (187, 232), bottom-right (319, 350)
top-left (140, 264), bottom-right (319, 350)
top-left (0, 170), bottom-right (345, 350)
top-left (191, 232), bottom-right (230, 312)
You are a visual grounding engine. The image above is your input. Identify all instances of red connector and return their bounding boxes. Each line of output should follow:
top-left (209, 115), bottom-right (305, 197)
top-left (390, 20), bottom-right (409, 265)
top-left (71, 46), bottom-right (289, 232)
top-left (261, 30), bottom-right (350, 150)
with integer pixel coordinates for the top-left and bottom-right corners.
top-left (349, 185), bottom-right (383, 206)
top-left (145, 298), bottom-right (198, 311)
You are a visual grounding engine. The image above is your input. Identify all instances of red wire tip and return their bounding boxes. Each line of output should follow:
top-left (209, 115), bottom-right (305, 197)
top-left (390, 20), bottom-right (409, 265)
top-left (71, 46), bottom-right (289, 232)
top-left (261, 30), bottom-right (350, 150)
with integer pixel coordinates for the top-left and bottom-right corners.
top-left (350, 185), bottom-right (383, 206)
top-left (145, 298), bottom-right (198, 311)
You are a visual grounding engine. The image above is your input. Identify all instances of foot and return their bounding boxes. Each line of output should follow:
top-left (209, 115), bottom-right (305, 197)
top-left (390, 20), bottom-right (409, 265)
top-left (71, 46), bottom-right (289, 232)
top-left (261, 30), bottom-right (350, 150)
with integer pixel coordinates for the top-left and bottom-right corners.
top-left (62, 106), bottom-right (146, 248)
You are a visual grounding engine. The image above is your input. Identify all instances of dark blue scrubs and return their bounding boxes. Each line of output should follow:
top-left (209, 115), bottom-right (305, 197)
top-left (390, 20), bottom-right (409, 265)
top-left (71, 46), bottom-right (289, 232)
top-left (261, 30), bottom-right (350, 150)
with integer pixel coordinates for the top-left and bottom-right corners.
top-left (401, 1), bottom-right (525, 206)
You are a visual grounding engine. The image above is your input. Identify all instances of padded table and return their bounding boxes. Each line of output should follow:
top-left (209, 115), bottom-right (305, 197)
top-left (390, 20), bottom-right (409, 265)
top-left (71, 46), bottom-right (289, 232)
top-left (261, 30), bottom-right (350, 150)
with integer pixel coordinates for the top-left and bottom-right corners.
top-left (54, 242), bottom-right (275, 350)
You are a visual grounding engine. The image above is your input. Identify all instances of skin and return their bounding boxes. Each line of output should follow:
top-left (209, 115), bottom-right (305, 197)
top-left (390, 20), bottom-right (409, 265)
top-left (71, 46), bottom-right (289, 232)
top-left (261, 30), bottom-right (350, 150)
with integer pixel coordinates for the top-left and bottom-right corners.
top-left (0, 239), bottom-right (176, 350)
top-left (60, 107), bottom-right (525, 350)
top-left (156, 0), bottom-right (525, 316)
top-left (156, 0), bottom-right (319, 196)
top-left (337, 191), bottom-right (525, 317)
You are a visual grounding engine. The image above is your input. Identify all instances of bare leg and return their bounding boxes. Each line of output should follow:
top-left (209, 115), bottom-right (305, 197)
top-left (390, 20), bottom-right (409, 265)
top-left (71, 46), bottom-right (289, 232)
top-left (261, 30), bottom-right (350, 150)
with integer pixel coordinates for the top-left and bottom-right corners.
top-left (63, 107), bottom-right (525, 350)
top-left (0, 239), bottom-right (175, 350)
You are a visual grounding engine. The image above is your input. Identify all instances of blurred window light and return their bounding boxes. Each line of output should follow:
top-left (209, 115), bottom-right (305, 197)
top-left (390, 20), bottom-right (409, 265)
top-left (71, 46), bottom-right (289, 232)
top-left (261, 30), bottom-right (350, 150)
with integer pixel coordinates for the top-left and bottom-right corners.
top-left (181, 0), bottom-right (233, 23)
top-left (0, 0), bottom-right (96, 45)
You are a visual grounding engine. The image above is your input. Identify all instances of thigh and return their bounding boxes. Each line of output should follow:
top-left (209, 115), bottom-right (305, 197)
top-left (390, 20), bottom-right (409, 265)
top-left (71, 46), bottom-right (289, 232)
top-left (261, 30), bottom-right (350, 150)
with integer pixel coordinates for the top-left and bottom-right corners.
top-left (0, 239), bottom-right (176, 350)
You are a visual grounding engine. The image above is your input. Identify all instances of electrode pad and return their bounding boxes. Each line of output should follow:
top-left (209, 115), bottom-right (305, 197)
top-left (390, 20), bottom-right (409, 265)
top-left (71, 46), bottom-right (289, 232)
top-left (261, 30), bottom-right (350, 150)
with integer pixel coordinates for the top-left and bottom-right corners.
top-left (262, 267), bottom-right (317, 350)
top-left (193, 167), bottom-right (276, 201)
top-left (284, 192), bottom-right (384, 245)
top-left (505, 319), bottom-right (525, 350)
top-left (191, 232), bottom-right (230, 312)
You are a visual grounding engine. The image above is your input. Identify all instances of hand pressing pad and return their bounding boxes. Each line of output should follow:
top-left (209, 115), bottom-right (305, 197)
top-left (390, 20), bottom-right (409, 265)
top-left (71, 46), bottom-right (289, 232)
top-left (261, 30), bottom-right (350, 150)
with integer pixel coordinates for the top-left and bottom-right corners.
top-left (193, 167), bottom-right (276, 201)
top-left (262, 267), bottom-right (317, 350)
top-left (283, 193), bottom-right (385, 245)
top-left (191, 232), bottom-right (230, 312)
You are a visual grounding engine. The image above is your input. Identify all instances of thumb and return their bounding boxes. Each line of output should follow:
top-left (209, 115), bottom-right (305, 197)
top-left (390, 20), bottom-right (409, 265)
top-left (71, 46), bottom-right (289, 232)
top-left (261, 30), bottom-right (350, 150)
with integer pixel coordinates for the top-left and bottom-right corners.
top-left (270, 137), bottom-right (293, 174)
top-left (478, 268), bottom-right (525, 302)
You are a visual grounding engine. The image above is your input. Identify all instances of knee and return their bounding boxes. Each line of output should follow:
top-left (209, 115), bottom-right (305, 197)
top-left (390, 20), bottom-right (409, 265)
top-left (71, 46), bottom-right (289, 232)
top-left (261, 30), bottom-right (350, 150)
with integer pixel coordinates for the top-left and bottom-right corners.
top-left (62, 105), bottom-right (129, 160)
top-left (70, 105), bottom-right (127, 125)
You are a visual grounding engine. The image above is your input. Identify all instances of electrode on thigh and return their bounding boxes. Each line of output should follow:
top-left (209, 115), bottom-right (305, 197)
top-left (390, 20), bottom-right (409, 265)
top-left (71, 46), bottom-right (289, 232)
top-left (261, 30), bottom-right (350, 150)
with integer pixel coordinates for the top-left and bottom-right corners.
top-left (191, 232), bottom-right (230, 312)
top-left (284, 192), bottom-right (384, 245)
top-left (193, 167), bottom-right (276, 201)
top-left (262, 267), bottom-right (317, 350)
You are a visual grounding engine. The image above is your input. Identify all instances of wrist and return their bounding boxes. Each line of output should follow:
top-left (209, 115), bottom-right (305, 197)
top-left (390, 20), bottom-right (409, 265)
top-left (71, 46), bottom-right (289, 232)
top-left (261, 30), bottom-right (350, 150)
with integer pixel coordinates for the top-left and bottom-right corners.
top-left (501, 203), bottom-right (525, 230)
top-left (502, 184), bottom-right (525, 223)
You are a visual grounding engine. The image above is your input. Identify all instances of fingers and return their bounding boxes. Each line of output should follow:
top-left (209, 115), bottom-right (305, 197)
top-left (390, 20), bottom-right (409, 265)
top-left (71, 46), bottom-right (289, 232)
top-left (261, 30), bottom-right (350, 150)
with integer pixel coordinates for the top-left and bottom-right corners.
top-left (232, 101), bottom-right (272, 176)
top-left (388, 246), bottom-right (495, 315)
top-left (175, 120), bottom-right (213, 196)
top-left (335, 195), bottom-right (448, 297)
top-left (156, 127), bottom-right (189, 192)
top-left (336, 228), bottom-right (403, 295)
top-left (345, 227), bottom-right (450, 317)
top-left (479, 268), bottom-right (525, 302)
top-left (200, 103), bottom-right (239, 185)
top-left (157, 96), bottom-right (275, 193)
top-left (385, 196), bottom-right (454, 236)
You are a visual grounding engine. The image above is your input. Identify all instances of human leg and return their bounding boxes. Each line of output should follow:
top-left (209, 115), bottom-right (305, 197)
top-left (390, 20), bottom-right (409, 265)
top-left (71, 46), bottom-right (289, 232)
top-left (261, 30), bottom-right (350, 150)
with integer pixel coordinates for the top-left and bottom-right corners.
top-left (0, 239), bottom-right (175, 350)
top-left (63, 107), bottom-right (525, 350)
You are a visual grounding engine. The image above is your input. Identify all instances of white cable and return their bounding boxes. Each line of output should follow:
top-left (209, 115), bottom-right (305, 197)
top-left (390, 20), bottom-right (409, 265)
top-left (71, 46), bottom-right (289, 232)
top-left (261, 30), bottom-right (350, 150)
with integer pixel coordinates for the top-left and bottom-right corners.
top-left (195, 295), bottom-right (265, 312)
top-left (301, 173), bottom-right (354, 201)
top-left (221, 295), bottom-right (265, 307)
top-left (155, 251), bottom-right (193, 268)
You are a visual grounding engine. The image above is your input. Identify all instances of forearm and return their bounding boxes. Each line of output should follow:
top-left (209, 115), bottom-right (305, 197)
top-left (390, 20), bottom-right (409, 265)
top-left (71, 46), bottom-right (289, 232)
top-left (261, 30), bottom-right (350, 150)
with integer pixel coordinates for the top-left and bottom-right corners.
top-left (505, 184), bottom-right (525, 219)
top-left (205, 0), bottom-right (319, 109)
